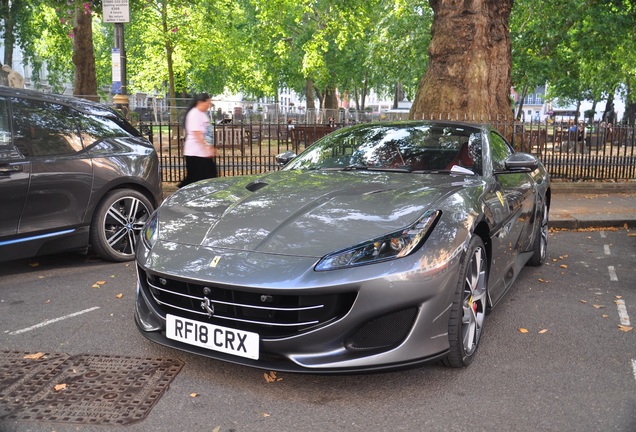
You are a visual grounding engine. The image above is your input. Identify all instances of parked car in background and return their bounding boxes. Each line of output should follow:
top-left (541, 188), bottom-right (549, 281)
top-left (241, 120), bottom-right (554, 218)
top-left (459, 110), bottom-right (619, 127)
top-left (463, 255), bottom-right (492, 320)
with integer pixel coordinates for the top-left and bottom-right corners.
top-left (135, 120), bottom-right (549, 373)
top-left (0, 87), bottom-right (163, 263)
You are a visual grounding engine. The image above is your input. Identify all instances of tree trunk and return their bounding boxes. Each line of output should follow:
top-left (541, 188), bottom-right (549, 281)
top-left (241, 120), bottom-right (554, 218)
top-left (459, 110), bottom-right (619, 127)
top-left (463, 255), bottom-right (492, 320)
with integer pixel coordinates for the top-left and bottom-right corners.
top-left (515, 84), bottom-right (528, 121)
top-left (410, 0), bottom-right (513, 121)
top-left (305, 79), bottom-right (316, 110)
top-left (587, 100), bottom-right (597, 123)
top-left (360, 78), bottom-right (368, 111)
top-left (393, 82), bottom-right (404, 109)
top-left (574, 99), bottom-right (581, 125)
top-left (602, 89), bottom-right (616, 123)
top-left (161, 2), bottom-right (177, 117)
top-left (72, 6), bottom-right (98, 101)
top-left (323, 87), bottom-right (338, 110)
top-left (353, 87), bottom-right (360, 111)
top-left (624, 77), bottom-right (636, 125)
top-left (2, 0), bottom-right (17, 67)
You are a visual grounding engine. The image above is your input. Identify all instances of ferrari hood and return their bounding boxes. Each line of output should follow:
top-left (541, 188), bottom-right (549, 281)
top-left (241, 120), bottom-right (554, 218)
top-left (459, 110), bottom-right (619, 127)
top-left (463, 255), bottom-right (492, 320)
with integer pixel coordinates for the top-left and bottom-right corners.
top-left (157, 170), bottom-right (480, 257)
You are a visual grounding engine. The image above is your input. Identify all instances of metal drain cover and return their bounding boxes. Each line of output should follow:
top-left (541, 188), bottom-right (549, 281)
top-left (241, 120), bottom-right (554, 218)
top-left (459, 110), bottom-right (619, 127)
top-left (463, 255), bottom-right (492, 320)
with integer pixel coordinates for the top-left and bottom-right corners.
top-left (0, 350), bottom-right (183, 426)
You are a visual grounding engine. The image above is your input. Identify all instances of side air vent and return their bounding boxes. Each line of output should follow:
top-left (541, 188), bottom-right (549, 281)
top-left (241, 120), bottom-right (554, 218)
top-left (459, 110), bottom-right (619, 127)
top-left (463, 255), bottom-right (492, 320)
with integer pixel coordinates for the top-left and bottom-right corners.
top-left (245, 181), bottom-right (268, 192)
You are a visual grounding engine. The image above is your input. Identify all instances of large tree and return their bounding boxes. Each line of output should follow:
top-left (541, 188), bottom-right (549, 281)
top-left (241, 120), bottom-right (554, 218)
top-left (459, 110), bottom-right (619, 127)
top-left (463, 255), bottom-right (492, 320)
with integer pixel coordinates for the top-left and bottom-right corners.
top-left (72, 3), bottom-right (98, 100)
top-left (410, 0), bottom-right (513, 120)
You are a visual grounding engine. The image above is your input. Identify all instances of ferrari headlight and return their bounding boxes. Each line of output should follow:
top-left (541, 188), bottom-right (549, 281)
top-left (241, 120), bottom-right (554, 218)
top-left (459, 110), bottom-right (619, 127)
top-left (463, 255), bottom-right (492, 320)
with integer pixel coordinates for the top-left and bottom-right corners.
top-left (142, 211), bottom-right (159, 249)
top-left (315, 210), bottom-right (440, 271)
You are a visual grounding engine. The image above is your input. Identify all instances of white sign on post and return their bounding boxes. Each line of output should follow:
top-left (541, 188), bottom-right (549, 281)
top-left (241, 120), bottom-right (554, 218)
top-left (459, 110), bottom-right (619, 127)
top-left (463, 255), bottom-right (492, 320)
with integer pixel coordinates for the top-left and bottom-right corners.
top-left (103, 0), bottom-right (130, 23)
top-left (112, 48), bottom-right (122, 94)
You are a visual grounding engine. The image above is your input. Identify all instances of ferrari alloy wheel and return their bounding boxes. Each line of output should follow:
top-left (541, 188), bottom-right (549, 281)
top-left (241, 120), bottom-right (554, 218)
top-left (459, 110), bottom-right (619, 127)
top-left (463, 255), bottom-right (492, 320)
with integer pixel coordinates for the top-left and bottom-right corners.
top-left (528, 199), bottom-right (549, 266)
top-left (443, 236), bottom-right (488, 368)
top-left (90, 189), bottom-right (153, 262)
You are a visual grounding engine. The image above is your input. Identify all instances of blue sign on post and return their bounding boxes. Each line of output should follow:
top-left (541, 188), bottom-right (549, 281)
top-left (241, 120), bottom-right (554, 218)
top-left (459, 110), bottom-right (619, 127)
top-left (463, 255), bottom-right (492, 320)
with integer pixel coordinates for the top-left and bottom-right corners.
top-left (112, 48), bottom-right (122, 94)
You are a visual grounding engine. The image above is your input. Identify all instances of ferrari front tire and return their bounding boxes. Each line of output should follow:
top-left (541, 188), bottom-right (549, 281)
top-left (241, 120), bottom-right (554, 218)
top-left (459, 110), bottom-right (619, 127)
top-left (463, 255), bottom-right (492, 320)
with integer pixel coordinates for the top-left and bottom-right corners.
top-left (442, 236), bottom-right (488, 368)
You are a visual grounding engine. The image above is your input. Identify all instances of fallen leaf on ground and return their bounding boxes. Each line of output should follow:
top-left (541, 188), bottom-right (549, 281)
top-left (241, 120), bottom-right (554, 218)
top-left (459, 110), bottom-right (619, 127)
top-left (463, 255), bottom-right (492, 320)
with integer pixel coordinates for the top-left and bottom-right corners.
top-left (518, 328), bottom-right (529, 334)
top-left (116, 293), bottom-right (123, 299)
top-left (592, 304), bottom-right (605, 309)
top-left (54, 383), bottom-right (67, 391)
top-left (95, 281), bottom-right (107, 285)
top-left (538, 329), bottom-right (548, 334)
top-left (580, 300), bottom-right (588, 304)
top-left (618, 325), bottom-right (633, 332)
top-left (91, 284), bottom-right (100, 289)
top-left (601, 314), bottom-right (609, 318)
top-left (263, 371), bottom-right (282, 383)
top-left (190, 392), bottom-right (198, 398)
top-left (615, 295), bottom-right (623, 299)
top-left (560, 264), bottom-right (568, 269)
top-left (23, 352), bottom-right (45, 360)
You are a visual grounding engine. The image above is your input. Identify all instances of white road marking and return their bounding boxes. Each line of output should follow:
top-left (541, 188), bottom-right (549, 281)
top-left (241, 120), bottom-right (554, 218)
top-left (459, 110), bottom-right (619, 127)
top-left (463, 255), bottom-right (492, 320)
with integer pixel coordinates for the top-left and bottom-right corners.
top-left (600, 231), bottom-right (607, 238)
top-left (604, 244), bottom-right (611, 255)
top-left (9, 307), bottom-right (100, 335)
top-left (632, 360), bottom-right (636, 383)
top-left (616, 299), bottom-right (630, 326)
top-left (608, 266), bottom-right (618, 281)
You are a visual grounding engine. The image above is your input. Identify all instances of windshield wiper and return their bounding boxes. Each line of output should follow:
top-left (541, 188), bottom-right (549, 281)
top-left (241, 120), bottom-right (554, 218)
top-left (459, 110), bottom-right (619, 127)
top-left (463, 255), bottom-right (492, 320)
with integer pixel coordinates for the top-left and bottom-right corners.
top-left (412, 166), bottom-right (475, 175)
top-left (366, 166), bottom-right (412, 173)
top-left (320, 165), bottom-right (412, 173)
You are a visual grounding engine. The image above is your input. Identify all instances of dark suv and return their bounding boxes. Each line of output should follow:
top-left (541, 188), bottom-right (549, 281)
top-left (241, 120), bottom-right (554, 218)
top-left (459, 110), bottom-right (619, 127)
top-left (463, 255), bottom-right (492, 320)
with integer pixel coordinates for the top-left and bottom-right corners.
top-left (0, 87), bottom-right (163, 263)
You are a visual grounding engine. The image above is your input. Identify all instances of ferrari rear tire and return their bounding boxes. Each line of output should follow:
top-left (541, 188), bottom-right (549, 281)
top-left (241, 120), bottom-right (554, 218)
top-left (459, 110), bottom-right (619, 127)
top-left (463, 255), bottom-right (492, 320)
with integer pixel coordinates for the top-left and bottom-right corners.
top-left (90, 189), bottom-right (154, 262)
top-left (528, 200), bottom-right (548, 267)
top-left (442, 236), bottom-right (488, 368)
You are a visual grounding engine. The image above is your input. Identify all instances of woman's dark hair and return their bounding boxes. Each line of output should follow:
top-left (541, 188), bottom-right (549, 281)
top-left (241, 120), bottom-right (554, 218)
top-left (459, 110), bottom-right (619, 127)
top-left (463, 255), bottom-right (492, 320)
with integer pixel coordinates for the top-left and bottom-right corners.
top-left (183, 92), bottom-right (211, 131)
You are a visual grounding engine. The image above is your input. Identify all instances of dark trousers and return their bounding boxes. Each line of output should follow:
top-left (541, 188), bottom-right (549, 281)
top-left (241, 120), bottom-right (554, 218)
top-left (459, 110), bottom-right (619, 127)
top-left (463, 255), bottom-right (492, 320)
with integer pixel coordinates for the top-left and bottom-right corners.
top-left (178, 156), bottom-right (217, 187)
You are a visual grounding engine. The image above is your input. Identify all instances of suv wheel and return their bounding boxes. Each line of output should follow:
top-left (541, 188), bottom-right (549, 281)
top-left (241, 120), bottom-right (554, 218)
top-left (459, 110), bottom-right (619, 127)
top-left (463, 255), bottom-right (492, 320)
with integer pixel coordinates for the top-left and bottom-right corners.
top-left (90, 189), bottom-right (153, 262)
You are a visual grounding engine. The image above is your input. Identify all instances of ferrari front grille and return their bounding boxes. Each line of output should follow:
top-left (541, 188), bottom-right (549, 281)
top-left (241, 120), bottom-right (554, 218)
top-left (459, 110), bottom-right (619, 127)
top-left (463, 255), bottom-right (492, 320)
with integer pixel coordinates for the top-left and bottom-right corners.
top-left (139, 267), bottom-right (357, 338)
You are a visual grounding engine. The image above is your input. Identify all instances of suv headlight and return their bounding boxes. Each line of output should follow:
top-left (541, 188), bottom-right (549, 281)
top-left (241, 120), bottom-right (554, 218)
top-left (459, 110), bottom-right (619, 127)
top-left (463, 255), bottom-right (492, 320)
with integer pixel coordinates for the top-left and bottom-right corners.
top-left (315, 210), bottom-right (440, 271)
top-left (142, 212), bottom-right (159, 249)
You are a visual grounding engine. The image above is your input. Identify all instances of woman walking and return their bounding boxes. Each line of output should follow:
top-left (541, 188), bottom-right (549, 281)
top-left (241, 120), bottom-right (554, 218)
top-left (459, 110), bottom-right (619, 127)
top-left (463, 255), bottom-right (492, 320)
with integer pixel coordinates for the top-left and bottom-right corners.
top-left (178, 93), bottom-right (217, 187)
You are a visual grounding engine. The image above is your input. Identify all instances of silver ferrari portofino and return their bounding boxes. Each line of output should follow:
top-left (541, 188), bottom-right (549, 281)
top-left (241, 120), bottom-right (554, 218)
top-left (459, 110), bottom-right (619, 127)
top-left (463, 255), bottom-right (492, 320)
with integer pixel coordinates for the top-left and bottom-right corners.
top-left (135, 121), bottom-right (550, 373)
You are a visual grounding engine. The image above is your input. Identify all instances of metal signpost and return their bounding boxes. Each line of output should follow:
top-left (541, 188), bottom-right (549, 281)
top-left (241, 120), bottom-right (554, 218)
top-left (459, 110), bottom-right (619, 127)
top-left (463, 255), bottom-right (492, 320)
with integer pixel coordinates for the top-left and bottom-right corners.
top-left (103, 0), bottom-right (130, 111)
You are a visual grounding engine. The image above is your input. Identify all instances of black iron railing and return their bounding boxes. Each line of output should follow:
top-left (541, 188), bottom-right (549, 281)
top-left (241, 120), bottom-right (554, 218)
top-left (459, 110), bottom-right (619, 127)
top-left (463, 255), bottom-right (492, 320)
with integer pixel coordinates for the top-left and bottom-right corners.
top-left (138, 118), bottom-right (636, 183)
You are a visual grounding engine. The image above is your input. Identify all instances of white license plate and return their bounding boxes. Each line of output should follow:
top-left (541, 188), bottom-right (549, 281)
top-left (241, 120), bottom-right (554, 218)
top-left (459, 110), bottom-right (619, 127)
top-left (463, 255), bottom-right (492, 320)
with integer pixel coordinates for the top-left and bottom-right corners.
top-left (166, 314), bottom-right (259, 360)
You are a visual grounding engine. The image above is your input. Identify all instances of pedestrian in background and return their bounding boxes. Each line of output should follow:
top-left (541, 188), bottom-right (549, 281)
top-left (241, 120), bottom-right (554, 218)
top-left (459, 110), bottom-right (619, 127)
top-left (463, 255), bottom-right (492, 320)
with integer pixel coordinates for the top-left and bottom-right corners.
top-left (178, 93), bottom-right (217, 187)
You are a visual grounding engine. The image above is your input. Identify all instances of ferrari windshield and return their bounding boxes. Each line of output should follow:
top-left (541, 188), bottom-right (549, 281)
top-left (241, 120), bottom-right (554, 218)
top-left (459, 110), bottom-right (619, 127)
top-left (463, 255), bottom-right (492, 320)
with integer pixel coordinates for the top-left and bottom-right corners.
top-left (284, 123), bottom-right (482, 174)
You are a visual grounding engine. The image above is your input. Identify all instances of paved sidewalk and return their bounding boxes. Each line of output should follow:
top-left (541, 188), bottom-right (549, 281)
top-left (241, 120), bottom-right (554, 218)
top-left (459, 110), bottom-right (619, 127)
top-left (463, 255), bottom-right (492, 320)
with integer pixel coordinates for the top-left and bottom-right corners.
top-left (550, 182), bottom-right (636, 229)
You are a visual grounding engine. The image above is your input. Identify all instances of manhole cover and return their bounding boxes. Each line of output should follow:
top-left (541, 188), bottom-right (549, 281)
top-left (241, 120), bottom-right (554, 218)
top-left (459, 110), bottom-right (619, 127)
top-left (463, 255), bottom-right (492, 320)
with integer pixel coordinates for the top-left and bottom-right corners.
top-left (0, 350), bottom-right (183, 426)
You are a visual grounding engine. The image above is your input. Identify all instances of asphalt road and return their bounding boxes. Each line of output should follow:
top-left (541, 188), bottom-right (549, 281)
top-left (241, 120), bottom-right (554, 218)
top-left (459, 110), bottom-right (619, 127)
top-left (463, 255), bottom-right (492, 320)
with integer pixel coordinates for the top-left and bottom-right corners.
top-left (1, 229), bottom-right (634, 432)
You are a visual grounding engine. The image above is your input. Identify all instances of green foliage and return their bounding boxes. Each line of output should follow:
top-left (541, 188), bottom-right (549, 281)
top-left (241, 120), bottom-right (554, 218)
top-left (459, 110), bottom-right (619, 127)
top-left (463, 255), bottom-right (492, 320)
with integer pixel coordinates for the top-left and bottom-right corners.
top-left (2, 0), bottom-right (635, 115)
top-left (511, 0), bottom-right (636, 113)
top-left (28, 4), bottom-right (75, 92)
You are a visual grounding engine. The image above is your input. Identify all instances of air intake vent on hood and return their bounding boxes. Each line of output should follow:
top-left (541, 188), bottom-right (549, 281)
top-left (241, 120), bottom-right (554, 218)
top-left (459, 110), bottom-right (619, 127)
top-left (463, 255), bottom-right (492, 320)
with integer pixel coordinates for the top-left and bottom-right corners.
top-left (363, 188), bottom-right (391, 195)
top-left (245, 181), bottom-right (268, 192)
